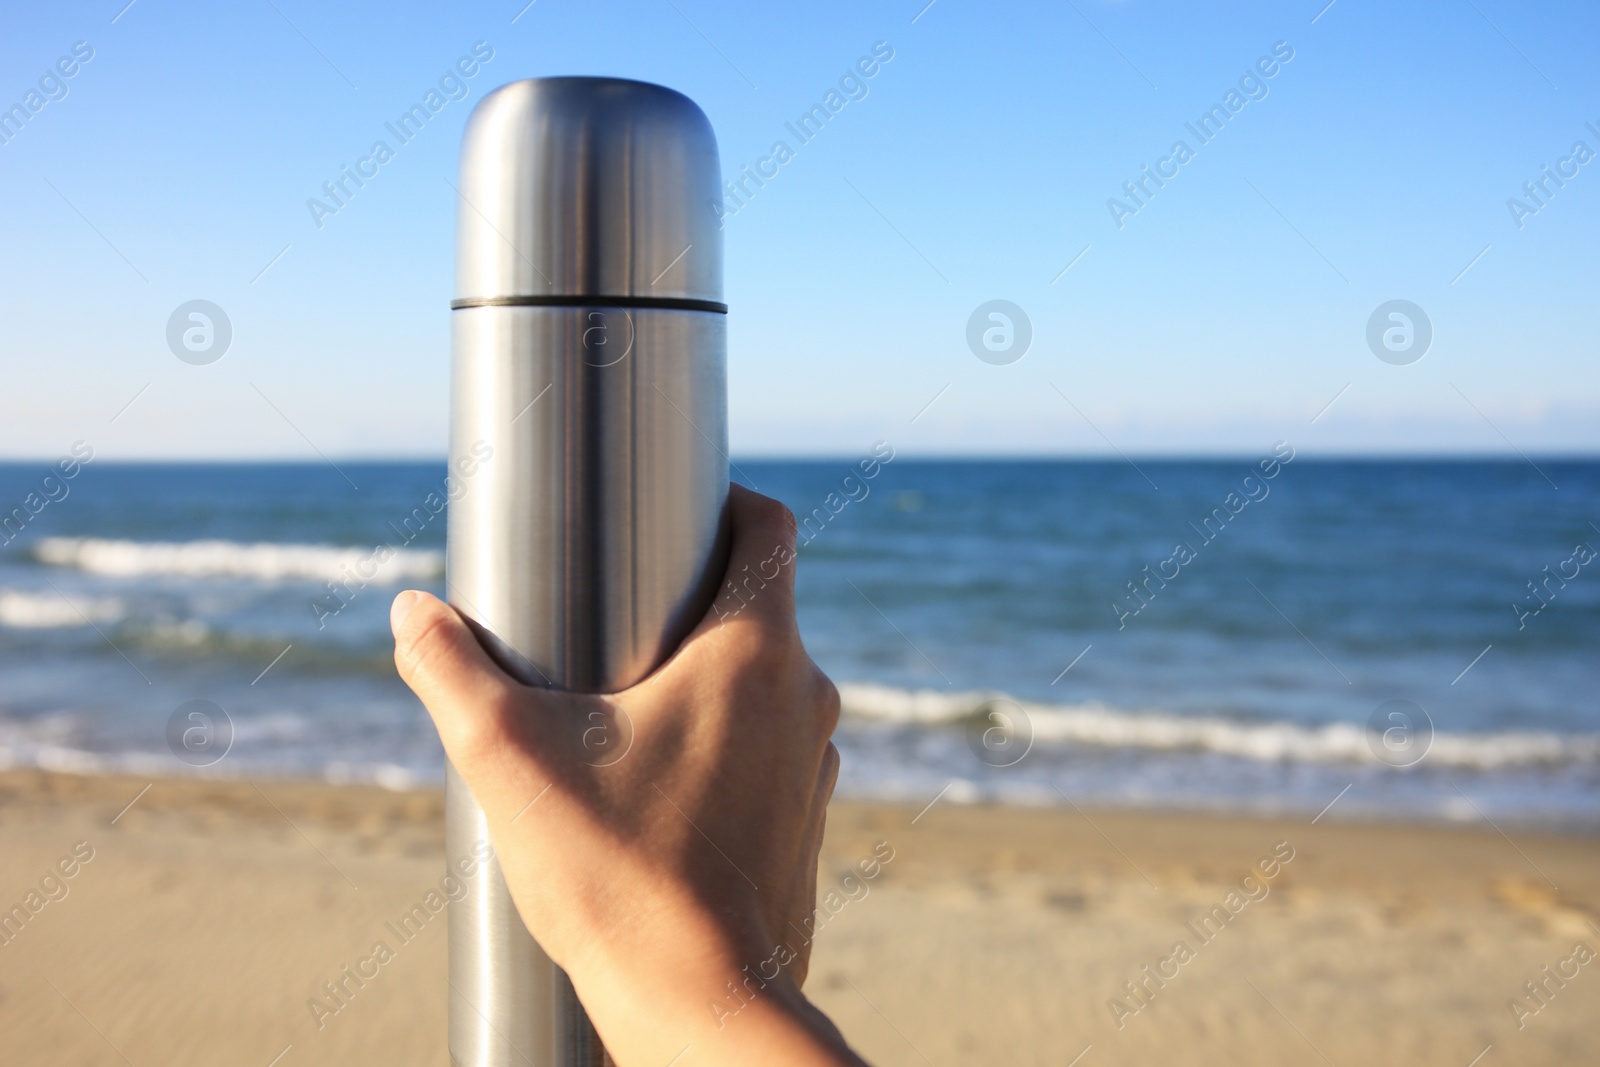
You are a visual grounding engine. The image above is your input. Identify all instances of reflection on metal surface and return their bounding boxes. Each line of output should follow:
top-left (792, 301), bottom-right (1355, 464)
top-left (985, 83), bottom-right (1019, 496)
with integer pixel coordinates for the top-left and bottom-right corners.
top-left (447, 76), bottom-right (727, 1067)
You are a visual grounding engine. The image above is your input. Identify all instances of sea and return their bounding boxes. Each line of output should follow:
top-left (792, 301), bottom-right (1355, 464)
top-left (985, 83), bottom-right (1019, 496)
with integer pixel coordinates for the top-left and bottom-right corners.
top-left (1, 457), bottom-right (1596, 830)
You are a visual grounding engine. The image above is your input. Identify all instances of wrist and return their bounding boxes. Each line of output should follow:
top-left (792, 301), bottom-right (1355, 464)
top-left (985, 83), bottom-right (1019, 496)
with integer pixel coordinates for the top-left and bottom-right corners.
top-left (697, 984), bottom-right (862, 1067)
top-left (586, 963), bottom-right (856, 1067)
top-left (564, 901), bottom-right (857, 1066)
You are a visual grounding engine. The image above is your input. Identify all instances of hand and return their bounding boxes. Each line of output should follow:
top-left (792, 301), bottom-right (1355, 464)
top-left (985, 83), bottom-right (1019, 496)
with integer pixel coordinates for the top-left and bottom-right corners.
top-left (391, 485), bottom-right (867, 1066)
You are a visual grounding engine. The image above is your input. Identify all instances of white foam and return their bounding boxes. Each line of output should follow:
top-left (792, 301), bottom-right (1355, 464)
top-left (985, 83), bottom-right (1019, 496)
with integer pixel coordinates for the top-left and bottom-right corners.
top-left (0, 589), bottom-right (126, 629)
top-left (33, 537), bottom-right (441, 584)
top-left (837, 682), bottom-right (1600, 770)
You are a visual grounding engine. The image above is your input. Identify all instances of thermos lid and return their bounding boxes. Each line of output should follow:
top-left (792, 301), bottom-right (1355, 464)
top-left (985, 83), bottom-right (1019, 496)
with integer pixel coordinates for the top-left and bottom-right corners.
top-left (453, 77), bottom-right (724, 310)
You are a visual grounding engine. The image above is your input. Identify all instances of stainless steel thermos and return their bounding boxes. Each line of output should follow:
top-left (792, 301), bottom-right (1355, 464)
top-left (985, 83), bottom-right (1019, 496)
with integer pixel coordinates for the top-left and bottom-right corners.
top-left (446, 77), bottom-right (729, 1067)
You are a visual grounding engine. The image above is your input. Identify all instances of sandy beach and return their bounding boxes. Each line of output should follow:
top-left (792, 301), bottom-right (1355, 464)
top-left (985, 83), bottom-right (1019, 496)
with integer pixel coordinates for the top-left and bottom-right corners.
top-left (1, 769), bottom-right (1595, 1066)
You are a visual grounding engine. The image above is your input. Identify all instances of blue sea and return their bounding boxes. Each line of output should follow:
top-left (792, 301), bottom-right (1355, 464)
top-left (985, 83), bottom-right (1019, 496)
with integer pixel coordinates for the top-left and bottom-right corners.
top-left (1, 457), bottom-right (1597, 829)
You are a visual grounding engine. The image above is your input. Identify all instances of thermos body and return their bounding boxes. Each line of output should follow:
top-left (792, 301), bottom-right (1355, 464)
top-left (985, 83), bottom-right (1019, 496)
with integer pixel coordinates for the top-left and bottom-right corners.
top-left (445, 78), bottom-right (728, 1067)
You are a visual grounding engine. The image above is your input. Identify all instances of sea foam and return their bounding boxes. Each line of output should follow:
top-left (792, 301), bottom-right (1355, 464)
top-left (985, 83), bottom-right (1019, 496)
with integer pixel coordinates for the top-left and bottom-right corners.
top-left (33, 537), bottom-right (442, 583)
top-left (0, 589), bottom-right (126, 629)
top-left (837, 682), bottom-right (1600, 770)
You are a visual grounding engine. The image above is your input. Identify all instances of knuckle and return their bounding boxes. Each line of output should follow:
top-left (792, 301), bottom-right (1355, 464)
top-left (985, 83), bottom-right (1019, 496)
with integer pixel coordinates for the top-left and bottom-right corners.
top-left (814, 672), bottom-right (842, 736)
top-left (752, 494), bottom-right (797, 542)
top-left (393, 607), bottom-right (451, 680)
top-left (444, 690), bottom-right (521, 764)
top-left (815, 741), bottom-right (842, 807)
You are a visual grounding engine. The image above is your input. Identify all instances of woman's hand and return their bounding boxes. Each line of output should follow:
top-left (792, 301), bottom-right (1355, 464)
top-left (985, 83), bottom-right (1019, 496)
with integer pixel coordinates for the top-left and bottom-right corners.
top-left (391, 485), bottom-right (866, 1066)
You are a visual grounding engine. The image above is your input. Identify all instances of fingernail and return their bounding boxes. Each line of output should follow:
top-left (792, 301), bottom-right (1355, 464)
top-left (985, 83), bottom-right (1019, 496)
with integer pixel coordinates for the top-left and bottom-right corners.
top-left (391, 590), bottom-right (422, 635)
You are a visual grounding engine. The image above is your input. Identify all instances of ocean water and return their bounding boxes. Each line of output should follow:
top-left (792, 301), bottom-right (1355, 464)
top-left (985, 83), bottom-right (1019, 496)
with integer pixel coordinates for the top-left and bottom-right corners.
top-left (1, 457), bottom-right (1596, 829)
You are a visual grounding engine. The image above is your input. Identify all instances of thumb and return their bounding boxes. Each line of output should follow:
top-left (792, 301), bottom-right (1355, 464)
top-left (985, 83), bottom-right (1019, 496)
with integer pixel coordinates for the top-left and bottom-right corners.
top-left (391, 590), bottom-right (526, 765)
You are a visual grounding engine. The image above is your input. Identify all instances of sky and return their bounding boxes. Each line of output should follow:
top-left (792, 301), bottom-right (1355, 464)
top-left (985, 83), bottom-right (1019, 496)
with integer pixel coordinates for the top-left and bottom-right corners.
top-left (1, 0), bottom-right (1597, 460)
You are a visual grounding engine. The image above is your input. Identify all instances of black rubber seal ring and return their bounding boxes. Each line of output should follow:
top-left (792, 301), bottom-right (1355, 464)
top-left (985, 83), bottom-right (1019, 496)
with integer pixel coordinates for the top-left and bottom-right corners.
top-left (451, 294), bottom-right (728, 313)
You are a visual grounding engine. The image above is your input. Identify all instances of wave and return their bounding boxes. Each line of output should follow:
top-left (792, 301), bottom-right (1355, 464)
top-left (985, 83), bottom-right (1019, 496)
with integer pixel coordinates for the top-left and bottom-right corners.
top-left (837, 683), bottom-right (1600, 770)
top-left (0, 589), bottom-right (126, 629)
top-left (1, 694), bottom-right (1595, 824)
top-left (0, 743), bottom-right (426, 791)
top-left (32, 537), bottom-right (442, 584)
top-left (0, 712), bottom-right (428, 790)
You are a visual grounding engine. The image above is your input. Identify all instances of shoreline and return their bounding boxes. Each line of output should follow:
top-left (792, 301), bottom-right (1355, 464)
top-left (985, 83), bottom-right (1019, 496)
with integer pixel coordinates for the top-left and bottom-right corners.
top-left (3, 769), bottom-right (1598, 1065)
top-left (7, 759), bottom-right (1597, 836)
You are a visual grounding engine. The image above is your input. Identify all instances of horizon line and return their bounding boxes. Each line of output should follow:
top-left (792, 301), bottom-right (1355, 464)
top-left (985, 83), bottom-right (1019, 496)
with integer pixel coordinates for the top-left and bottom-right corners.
top-left (3, 450), bottom-right (1600, 465)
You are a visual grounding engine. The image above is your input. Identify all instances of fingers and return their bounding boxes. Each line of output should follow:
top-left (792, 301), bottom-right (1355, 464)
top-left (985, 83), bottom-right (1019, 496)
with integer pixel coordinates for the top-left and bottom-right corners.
top-left (817, 740), bottom-right (841, 802)
top-left (787, 742), bottom-right (839, 989)
top-left (390, 590), bottom-right (526, 766)
top-left (705, 484), bottom-right (800, 630)
top-left (806, 742), bottom-right (840, 870)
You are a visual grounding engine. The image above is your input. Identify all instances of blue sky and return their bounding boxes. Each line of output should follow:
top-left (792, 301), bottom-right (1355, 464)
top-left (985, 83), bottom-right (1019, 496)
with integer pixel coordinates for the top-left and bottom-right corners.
top-left (2, 0), bottom-right (1596, 459)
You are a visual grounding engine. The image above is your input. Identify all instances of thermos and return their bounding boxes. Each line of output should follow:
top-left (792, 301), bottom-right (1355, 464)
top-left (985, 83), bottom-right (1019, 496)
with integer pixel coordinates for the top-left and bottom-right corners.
top-left (445, 77), bottom-right (729, 1067)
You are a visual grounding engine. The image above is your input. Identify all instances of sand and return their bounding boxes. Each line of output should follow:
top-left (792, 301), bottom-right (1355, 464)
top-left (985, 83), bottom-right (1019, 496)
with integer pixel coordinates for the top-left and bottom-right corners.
top-left (1, 769), bottom-right (1596, 1066)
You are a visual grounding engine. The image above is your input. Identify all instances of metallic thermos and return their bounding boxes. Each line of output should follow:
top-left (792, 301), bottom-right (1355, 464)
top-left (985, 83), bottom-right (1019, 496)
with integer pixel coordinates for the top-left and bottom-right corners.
top-left (445, 78), bottom-right (729, 1067)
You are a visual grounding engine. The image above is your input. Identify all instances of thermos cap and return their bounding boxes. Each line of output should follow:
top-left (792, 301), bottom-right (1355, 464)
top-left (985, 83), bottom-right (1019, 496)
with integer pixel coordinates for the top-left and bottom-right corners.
top-left (453, 77), bottom-right (724, 309)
